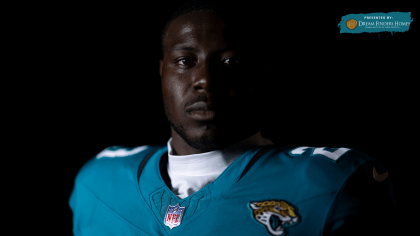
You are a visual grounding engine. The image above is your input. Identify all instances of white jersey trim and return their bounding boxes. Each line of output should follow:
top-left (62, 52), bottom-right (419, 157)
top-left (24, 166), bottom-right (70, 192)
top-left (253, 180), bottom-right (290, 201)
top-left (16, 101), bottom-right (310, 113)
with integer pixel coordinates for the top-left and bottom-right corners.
top-left (96, 145), bottom-right (149, 159)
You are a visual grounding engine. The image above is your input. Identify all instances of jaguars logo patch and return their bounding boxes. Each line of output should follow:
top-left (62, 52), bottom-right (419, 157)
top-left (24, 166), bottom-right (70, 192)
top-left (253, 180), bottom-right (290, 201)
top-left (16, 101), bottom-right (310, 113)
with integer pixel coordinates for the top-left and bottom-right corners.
top-left (249, 200), bottom-right (300, 236)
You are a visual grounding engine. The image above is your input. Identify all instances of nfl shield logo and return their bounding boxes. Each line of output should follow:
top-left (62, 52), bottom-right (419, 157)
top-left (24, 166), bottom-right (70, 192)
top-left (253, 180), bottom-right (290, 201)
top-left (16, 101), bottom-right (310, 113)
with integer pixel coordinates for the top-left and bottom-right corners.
top-left (164, 203), bottom-right (186, 229)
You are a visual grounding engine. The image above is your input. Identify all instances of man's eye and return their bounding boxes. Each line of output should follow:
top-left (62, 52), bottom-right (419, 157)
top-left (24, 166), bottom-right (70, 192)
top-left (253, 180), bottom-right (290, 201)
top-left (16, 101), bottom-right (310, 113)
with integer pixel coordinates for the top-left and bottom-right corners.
top-left (176, 58), bottom-right (195, 66)
top-left (223, 58), bottom-right (239, 66)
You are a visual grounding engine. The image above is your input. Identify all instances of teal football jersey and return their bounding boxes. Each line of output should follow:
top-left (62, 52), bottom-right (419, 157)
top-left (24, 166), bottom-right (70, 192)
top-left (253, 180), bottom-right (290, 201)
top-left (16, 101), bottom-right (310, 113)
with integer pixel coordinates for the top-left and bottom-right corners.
top-left (69, 145), bottom-right (396, 236)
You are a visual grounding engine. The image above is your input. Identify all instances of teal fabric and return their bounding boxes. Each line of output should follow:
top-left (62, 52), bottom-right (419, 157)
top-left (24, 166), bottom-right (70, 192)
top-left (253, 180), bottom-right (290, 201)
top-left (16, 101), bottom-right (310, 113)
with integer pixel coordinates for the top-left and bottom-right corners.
top-left (69, 145), bottom-right (395, 236)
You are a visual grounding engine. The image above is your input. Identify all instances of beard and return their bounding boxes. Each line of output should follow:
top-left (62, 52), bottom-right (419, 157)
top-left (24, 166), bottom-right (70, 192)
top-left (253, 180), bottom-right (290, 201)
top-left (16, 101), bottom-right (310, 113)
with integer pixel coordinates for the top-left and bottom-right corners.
top-left (163, 101), bottom-right (227, 152)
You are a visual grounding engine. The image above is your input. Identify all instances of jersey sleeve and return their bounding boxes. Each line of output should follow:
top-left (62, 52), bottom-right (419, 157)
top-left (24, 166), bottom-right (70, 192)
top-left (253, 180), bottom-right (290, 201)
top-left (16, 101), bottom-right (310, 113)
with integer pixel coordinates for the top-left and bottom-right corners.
top-left (323, 157), bottom-right (397, 236)
top-left (69, 145), bottom-right (152, 235)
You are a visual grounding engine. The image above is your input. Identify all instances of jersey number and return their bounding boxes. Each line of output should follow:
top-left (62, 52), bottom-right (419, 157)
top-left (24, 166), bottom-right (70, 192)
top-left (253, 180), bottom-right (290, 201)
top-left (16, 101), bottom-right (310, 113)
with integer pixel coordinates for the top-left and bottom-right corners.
top-left (290, 147), bottom-right (351, 162)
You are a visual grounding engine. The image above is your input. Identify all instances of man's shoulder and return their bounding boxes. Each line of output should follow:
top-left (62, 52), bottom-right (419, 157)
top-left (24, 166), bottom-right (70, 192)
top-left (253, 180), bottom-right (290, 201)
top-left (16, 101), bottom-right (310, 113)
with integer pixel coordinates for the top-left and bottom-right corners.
top-left (250, 145), bottom-right (377, 185)
top-left (74, 145), bottom-right (164, 185)
top-left (94, 145), bottom-right (151, 160)
top-left (69, 145), bottom-right (166, 235)
top-left (263, 145), bottom-right (372, 167)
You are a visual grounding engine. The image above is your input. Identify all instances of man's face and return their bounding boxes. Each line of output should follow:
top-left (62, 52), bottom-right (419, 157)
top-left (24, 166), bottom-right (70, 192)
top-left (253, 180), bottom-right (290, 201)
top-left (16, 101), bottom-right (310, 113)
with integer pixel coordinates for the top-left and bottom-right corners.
top-left (159, 11), bottom-right (263, 153)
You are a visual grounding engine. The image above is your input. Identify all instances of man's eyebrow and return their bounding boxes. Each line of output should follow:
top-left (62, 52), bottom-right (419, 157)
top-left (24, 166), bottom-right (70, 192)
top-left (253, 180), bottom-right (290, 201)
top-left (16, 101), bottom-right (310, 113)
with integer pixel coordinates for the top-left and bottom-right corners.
top-left (217, 44), bottom-right (238, 53)
top-left (169, 44), bottom-right (238, 53)
top-left (170, 45), bottom-right (199, 53)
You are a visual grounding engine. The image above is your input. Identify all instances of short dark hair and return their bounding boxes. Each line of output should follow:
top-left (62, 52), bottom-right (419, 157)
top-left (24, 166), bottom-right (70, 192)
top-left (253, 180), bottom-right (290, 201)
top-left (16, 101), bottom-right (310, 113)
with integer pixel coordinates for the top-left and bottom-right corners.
top-left (160, 0), bottom-right (262, 56)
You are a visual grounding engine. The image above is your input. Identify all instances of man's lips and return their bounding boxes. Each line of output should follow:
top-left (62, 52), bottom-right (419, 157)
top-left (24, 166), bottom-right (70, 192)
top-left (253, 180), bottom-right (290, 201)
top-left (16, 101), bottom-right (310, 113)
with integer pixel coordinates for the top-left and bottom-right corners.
top-left (185, 101), bottom-right (218, 121)
top-left (185, 101), bottom-right (216, 112)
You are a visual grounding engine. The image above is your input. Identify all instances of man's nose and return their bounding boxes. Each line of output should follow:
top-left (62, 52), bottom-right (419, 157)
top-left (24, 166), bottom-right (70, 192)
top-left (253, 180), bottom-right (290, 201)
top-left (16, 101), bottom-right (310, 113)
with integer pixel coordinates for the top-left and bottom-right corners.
top-left (192, 61), bottom-right (212, 92)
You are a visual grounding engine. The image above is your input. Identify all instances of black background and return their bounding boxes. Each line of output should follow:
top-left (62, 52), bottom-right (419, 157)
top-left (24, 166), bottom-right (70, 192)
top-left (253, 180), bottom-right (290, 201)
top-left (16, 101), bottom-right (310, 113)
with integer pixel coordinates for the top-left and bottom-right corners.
top-left (16, 1), bottom-right (416, 234)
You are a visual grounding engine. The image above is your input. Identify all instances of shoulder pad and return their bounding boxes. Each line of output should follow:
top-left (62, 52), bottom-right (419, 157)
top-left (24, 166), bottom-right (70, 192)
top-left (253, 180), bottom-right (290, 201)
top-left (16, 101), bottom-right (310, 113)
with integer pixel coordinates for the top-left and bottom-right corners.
top-left (95, 145), bottom-right (149, 159)
top-left (288, 146), bottom-right (367, 163)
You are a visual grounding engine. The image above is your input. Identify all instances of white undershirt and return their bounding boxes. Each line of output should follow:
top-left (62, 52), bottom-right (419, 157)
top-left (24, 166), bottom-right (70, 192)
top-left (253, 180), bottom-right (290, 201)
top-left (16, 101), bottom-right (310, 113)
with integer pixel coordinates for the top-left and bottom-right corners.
top-left (167, 131), bottom-right (273, 199)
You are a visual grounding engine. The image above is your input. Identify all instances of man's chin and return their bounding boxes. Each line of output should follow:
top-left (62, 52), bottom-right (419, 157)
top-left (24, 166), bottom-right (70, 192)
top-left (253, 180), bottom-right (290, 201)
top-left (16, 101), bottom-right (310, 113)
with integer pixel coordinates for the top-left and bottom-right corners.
top-left (187, 141), bottom-right (226, 153)
top-left (169, 117), bottom-right (258, 153)
top-left (183, 130), bottom-right (229, 152)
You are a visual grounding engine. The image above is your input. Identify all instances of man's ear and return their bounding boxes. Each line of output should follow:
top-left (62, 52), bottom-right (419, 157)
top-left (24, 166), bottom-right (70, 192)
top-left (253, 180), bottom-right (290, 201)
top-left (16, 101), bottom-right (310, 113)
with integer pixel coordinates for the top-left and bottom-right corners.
top-left (159, 59), bottom-right (163, 77)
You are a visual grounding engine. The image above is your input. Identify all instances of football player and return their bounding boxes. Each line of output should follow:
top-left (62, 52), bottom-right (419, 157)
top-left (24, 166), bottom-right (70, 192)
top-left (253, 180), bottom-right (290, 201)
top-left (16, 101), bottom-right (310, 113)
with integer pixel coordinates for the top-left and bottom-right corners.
top-left (69, 0), bottom-right (397, 235)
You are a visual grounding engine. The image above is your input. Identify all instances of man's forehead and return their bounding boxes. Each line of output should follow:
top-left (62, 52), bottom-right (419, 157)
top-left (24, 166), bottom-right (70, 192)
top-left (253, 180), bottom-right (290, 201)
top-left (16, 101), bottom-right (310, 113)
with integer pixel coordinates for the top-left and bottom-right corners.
top-left (166, 12), bottom-right (227, 38)
top-left (178, 23), bottom-right (194, 36)
top-left (164, 12), bottom-right (249, 50)
top-left (175, 11), bottom-right (227, 27)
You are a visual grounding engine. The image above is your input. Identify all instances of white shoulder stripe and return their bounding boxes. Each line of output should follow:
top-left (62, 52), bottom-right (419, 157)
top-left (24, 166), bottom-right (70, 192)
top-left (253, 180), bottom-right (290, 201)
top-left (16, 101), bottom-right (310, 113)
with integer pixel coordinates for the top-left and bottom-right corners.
top-left (96, 145), bottom-right (149, 159)
top-left (290, 146), bottom-right (352, 162)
